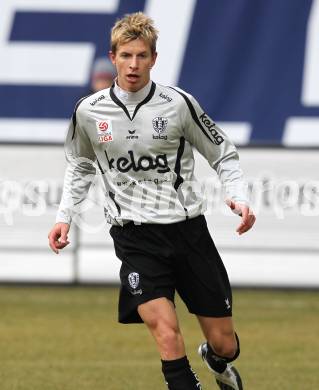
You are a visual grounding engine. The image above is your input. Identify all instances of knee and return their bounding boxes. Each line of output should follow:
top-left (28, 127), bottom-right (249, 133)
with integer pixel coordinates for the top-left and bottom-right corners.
top-left (208, 333), bottom-right (238, 359)
top-left (147, 318), bottom-right (183, 354)
top-left (155, 322), bottom-right (182, 350)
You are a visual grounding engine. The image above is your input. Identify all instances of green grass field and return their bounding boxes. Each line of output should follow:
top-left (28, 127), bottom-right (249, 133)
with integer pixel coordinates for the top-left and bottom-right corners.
top-left (0, 286), bottom-right (318, 389)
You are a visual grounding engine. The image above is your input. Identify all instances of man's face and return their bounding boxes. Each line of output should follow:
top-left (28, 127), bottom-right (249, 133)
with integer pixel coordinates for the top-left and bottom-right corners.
top-left (110, 38), bottom-right (157, 92)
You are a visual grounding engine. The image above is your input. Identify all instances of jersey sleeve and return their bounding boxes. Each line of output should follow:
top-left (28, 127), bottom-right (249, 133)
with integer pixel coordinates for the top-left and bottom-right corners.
top-left (56, 104), bottom-right (97, 224)
top-left (175, 88), bottom-right (249, 205)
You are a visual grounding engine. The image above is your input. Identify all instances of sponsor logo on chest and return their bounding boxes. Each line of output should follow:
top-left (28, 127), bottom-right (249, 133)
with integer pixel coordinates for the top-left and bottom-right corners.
top-left (96, 119), bottom-right (113, 143)
top-left (105, 150), bottom-right (170, 173)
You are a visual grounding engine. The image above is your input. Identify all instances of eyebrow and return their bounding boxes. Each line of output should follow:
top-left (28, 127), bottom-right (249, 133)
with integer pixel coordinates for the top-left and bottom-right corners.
top-left (119, 50), bottom-right (148, 55)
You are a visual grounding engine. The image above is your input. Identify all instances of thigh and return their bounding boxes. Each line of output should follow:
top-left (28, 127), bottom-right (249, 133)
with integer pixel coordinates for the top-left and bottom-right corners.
top-left (110, 224), bottom-right (175, 324)
top-left (138, 297), bottom-right (186, 360)
top-left (138, 297), bottom-right (179, 329)
top-left (197, 315), bottom-right (235, 340)
top-left (175, 216), bottom-right (233, 318)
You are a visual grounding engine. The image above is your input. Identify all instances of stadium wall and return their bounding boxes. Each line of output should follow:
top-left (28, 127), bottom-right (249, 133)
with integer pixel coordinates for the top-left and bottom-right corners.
top-left (1, 0), bottom-right (319, 286)
top-left (0, 145), bottom-right (318, 288)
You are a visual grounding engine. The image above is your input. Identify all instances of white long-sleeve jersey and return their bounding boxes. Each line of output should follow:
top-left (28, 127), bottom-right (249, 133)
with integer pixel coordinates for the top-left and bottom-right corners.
top-left (56, 81), bottom-right (248, 226)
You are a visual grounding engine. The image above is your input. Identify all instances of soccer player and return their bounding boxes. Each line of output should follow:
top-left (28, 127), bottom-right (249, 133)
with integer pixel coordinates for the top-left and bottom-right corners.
top-left (48, 12), bottom-right (255, 390)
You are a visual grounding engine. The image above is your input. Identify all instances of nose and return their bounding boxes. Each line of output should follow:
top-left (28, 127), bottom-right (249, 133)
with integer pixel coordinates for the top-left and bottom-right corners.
top-left (129, 56), bottom-right (138, 70)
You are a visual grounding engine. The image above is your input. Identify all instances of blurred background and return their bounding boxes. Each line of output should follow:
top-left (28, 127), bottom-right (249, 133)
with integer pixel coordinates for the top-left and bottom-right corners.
top-left (0, 0), bottom-right (318, 287)
top-left (0, 1), bottom-right (318, 389)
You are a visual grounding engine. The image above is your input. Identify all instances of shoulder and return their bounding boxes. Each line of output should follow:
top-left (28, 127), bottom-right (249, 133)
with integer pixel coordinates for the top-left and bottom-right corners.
top-left (75, 88), bottom-right (110, 114)
top-left (70, 89), bottom-right (108, 131)
top-left (155, 83), bottom-right (196, 108)
top-left (158, 84), bottom-right (199, 107)
top-left (72, 88), bottom-right (112, 128)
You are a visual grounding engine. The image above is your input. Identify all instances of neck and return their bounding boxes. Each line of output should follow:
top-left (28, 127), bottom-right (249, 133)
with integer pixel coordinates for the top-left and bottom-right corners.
top-left (113, 80), bottom-right (152, 104)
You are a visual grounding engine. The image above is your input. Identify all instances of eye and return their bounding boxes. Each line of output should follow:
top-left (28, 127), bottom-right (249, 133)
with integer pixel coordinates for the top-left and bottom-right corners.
top-left (120, 53), bottom-right (130, 58)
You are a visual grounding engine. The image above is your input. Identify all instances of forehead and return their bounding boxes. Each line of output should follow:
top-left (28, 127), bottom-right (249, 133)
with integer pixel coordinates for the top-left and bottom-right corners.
top-left (116, 38), bottom-right (152, 53)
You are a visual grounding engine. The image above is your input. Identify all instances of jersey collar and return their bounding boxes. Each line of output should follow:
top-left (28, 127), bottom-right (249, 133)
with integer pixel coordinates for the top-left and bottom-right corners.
top-left (110, 80), bottom-right (156, 121)
top-left (113, 80), bottom-right (153, 105)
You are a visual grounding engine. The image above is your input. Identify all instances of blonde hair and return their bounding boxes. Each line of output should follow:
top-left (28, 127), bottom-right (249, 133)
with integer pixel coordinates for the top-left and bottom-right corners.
top-left (110, 12), bottom-right (158, 54)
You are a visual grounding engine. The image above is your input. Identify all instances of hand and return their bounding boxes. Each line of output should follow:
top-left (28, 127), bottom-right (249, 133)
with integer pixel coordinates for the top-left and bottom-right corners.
top-left (226, 199), bottom-right (256, 235)
top-left (48, 223), bottom-right (70, 254)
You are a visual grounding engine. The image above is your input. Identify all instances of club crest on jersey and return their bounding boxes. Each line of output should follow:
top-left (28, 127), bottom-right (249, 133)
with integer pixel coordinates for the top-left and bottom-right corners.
top-left (96, 119), bottom-right (113, 143)
top-left (152, 117), bottom-right (168, 140)
top-left (152, 117), bottom-right (168, 133)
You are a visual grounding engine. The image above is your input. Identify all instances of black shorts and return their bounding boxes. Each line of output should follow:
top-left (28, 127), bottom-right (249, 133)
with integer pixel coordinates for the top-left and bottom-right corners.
top-left (110, 215), bottom-right (232, 324)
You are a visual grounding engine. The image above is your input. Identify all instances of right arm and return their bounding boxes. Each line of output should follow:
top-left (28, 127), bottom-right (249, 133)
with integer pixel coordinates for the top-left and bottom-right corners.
top-left (48, 103), bottom-right (96, 253)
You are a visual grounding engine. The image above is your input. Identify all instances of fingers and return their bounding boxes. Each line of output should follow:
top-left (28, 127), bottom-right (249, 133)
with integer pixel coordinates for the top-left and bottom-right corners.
top-left (48, 223), bottom-right (70, 254)
top-left (226, 198), bottom-right (242, 216)
top-left (60, 224), bottom-right (70, 245)
top-left (48, 227), bottom-right (60, 254)
top-left (225, 198), bottom-right (235, 210)
top-left (226, 200), bottom-right (256, 235)
top-left (236, 206), bottom-right (256, 235)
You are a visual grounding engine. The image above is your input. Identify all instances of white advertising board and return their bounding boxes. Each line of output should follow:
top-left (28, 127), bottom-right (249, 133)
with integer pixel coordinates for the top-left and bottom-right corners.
top-left (0, 145), bottom-right (318, 287)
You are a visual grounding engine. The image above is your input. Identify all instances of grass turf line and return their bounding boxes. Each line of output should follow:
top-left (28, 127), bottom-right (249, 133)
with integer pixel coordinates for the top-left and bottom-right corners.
top-left (0, 287), bottom-right (318, 389)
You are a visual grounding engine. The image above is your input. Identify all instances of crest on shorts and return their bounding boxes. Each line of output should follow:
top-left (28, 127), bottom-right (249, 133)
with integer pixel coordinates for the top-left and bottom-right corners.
top-left (152, 117), bottom-right (168, 134)
top-left (128, 272), bottom-right (140, 289)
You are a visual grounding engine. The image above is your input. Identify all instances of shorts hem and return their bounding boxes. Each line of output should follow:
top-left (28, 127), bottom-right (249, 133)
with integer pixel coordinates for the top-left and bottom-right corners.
top-left (119, 291), bottom-right (175, 324)
top-left (188, 309), bottom-right (233, 318)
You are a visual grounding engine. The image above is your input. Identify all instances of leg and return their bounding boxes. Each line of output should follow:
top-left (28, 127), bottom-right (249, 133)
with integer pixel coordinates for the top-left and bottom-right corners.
top-left (197, 315), bottom-right (238, 358)
top-left (138, 297), bottom-right (185, 360)
top-left (138, 297), bottom-right (202, 389)
top-left (111, 221), bottom-right (204, 388)
top-left (197, 315), bottom-right (242, 390)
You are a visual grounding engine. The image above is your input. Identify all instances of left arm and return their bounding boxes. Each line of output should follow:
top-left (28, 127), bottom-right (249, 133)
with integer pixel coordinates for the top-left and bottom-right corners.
top-left (177, 89), bottom-right (256, 234)
top-left (217, 156), bottom-right (256, 235)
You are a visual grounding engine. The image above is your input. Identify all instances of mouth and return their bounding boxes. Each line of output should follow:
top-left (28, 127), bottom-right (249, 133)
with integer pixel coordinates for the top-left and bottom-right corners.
top-left (126, 74), bottom-right (139, 82)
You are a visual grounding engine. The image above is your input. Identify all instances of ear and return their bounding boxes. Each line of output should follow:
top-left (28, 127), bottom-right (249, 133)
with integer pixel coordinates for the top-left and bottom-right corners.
top-left (151, 51), bottom-right (158, 67)
top-left (109, 51), bottom-right (116, 65)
